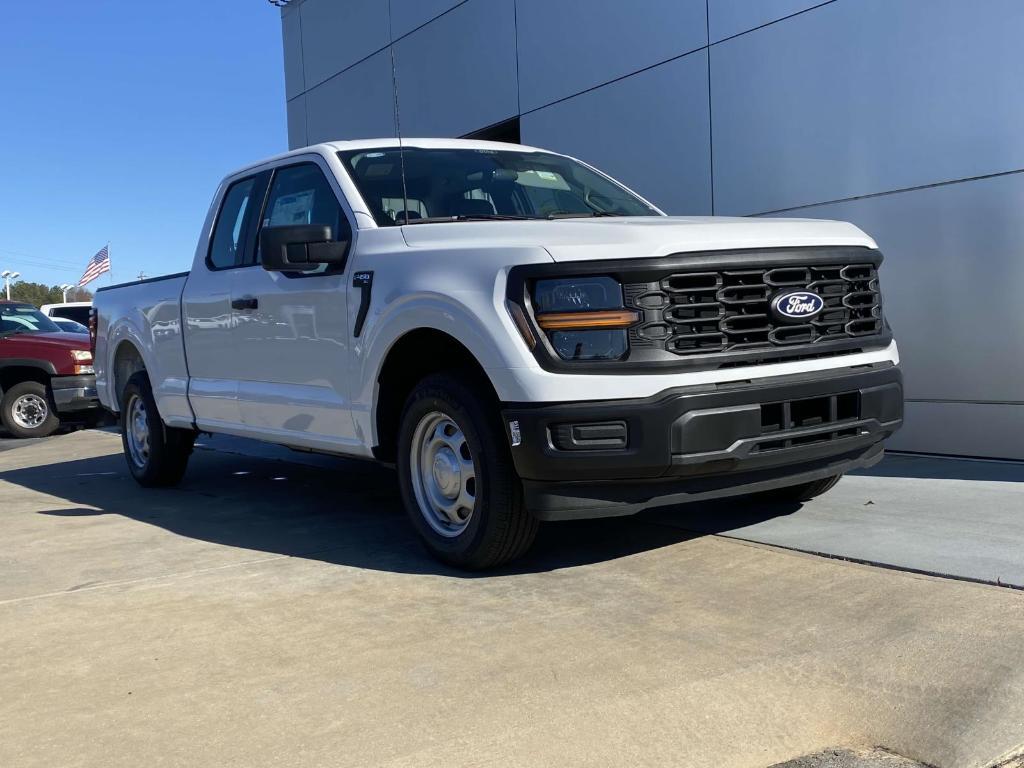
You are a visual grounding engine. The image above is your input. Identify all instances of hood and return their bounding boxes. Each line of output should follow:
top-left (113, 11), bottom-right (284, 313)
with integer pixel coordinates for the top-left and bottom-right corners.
top-left (1, 331), bottom-right (90, 351)
top-left (400, 215), bottom-right (877, 262)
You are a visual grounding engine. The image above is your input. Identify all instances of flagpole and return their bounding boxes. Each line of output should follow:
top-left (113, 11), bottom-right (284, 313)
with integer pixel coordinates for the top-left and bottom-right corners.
top-left (107, 242), bottom-right (113, 283)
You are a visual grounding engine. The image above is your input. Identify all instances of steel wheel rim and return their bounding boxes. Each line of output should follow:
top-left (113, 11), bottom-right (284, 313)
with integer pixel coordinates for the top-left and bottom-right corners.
top-left (409, 410), bottom-right (477, 538)
top-left (11, 393), bottom-right (48, 430)
top-left (126, 394), bottom-right (151, 468)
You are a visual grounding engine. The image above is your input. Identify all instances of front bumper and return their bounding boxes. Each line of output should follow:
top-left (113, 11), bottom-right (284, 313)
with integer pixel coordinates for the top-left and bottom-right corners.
top-left (501, 363), bottom-right (903, 520)
top-left (51, 374), bottom-right (101, 414)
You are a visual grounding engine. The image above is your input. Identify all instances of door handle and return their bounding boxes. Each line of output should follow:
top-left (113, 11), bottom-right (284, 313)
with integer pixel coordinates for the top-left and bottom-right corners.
top-left (231, 296), bottom-right (259, 311)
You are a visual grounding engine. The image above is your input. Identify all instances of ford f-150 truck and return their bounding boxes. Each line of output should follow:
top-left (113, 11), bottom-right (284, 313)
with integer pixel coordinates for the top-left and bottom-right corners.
top-left (94, 138), bottom-right (903, 568)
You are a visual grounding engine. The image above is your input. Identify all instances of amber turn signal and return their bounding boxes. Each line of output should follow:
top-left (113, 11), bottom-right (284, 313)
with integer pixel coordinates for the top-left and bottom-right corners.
top-left (506, 301), bottom-right (538, 349)
top-left (535, 309), bottom-right (640, 330)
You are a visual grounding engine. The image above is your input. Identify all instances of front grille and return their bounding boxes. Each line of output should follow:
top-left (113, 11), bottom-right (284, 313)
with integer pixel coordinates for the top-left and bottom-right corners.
top-left (625, 263), bottom-right (883, 357)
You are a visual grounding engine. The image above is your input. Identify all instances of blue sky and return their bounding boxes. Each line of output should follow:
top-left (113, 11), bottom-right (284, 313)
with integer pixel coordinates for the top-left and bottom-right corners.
top-left (0, 0), bottom-right (287, 288)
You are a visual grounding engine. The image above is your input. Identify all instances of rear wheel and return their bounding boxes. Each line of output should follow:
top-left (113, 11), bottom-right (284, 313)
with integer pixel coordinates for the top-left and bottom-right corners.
top-left (1, 381), bottom-right (60, 438)
top-left (120, 372), bottom-right (195, 487)
top-left (397, 372), bottom-right (538, 569)
top-left (757, 474), bottom-right (843, 503)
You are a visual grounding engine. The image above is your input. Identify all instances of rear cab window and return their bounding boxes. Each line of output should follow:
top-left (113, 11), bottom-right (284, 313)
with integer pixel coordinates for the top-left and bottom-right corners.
top-left (51, 306), bottom-right (91, 325)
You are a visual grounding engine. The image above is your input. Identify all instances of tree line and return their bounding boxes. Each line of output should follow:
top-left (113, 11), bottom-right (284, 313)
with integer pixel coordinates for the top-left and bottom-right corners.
top-left (7, 281), bottom-right (93, 306)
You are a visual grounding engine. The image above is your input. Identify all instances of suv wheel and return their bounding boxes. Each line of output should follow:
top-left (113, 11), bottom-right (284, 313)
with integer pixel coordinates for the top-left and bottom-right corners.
top-left (1, 381), bottom-right (60, 438)
top-left (397, 372), bottom-right (538, 569)
top-left (121, 371), bottom-right (195, 487)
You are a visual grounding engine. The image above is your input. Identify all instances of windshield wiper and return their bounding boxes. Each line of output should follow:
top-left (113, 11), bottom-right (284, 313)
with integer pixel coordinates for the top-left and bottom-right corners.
top-left (546, 211), bottom-right (623, 219)
top-left (403, 213), bottom-right (537, 225)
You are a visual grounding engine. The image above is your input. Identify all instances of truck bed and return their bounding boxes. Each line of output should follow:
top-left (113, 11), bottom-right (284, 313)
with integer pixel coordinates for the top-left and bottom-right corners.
top-left (93, 271), bottom-right (192, 426)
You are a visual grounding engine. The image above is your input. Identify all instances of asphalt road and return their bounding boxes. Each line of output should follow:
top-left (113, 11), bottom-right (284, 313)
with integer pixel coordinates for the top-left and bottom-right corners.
top-left (2, 430), bottom-right (1023, 768)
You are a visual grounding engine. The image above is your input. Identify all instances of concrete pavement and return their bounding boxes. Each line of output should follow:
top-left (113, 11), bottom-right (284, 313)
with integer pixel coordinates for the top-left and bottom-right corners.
top-left (0, 433), bottom-right (44, 452)
top-left (653, 453), bottom-right (1024, 588)
top-left (1, 430), bottom-right (1023, 768)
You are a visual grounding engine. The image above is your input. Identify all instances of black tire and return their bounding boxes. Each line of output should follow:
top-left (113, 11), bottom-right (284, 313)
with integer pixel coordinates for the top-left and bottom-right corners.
top-left (0, 380), bottom-right (60, 438)
top-left (120, 371), bottom-right (195, 487)
top-left (757, 473), bottom-right (843, 503)
top-left (397, 372), bottom-right (538, 570)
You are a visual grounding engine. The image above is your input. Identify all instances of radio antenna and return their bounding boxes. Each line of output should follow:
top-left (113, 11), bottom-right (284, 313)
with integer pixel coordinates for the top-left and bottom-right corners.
top-left (387, 1), bottom-right (410, 223)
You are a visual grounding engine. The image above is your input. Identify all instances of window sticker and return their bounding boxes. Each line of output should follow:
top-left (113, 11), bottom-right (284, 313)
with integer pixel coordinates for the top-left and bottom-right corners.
top-left (267, 190), bottom-right (315, 226)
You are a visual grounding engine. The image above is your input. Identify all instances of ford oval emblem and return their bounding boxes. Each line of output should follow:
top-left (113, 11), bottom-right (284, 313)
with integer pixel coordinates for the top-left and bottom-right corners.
top-left (771, 290), bottom-right (825, 323)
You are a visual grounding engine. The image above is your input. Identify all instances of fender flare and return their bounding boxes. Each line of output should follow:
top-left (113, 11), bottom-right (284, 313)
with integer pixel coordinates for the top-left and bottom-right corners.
top-left (104, 319), bottom-right (151, 411)
top-left (0, 359), bottom-right (58, 376)
top-left (360, 292), bottom-right (523, 399)
top-left (352, 292), bottom-right (533, 451)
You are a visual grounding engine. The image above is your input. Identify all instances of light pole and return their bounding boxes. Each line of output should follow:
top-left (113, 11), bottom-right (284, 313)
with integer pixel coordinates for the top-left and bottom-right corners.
top-left (59, 283), bottom-right (75, 303)
top-left (1, 270), bottom-right (20, 300)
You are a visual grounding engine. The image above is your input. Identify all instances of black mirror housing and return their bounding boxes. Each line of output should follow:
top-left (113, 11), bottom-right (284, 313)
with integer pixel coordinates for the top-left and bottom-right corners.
top-left (260, 225), bottom-right (349, 272)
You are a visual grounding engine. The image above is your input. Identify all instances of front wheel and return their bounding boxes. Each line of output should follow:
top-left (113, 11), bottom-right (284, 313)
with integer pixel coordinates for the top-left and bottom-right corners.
top-left (397, 372), bottom-right (538, 570)
top-left (120, 372), bottom-right (195, 487)
top-left (0, 381), bottom-right (60, 438)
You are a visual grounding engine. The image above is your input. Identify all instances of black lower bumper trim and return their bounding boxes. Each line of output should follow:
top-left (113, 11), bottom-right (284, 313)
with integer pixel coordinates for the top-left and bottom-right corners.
top-left (524, 443), bottom-right (885, 520)
top-left (50, 374), bottom-right (100, 413)
top-left (501, 363), bottom-right (902, 518)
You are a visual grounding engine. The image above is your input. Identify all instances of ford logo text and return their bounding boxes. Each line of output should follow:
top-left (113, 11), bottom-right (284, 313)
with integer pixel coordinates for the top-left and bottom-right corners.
top-left (771, 290), bottom-right (825, 322)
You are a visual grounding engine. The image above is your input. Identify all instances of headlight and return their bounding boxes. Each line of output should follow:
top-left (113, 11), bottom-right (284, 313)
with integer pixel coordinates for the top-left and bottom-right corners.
top-left (531, 276), bottom-right (638, 361)
top-left (70, 350), bottom-right (92, 362)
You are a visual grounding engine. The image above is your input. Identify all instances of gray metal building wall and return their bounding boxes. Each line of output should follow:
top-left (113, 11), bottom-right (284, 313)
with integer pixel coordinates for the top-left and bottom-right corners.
top-left (281, 0), bottom-right (1024, 460)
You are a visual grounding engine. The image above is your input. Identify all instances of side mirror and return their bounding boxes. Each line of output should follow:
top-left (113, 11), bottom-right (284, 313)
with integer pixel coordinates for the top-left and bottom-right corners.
top-left (260, 224), bottom-right (349, 272)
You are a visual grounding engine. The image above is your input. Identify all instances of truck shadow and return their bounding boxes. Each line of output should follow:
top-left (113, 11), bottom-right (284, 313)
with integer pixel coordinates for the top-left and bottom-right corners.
top-left (1, 437), bottom-right (800, 578)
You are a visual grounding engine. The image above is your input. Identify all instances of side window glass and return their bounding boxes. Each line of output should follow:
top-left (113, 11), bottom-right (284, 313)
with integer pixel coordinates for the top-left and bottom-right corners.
top-left (263, 164), bottom-right (347, 231)
top-left (208, 177), bottom-right (257, 270)
top-left (259, 164), bottom-right (351, 270)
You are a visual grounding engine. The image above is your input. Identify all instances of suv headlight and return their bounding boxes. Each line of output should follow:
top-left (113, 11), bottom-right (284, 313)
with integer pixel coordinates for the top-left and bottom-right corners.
top-left (531, 276), bottom-right (638, 361)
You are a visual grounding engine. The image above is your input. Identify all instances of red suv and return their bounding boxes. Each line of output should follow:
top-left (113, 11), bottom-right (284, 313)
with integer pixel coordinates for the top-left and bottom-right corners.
top-left (0, 301), bottom-right (101, 438)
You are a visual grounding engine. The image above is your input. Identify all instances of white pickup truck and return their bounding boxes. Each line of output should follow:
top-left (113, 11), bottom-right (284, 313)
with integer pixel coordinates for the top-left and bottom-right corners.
top-left (94, 138), bottom-right (903, 568)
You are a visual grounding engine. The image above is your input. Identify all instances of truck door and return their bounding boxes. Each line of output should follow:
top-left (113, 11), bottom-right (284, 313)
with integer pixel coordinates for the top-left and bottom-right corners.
top-left (229, 158), bottom-right (360, 452)
top-left (181, 171), bottom-right (269, 431)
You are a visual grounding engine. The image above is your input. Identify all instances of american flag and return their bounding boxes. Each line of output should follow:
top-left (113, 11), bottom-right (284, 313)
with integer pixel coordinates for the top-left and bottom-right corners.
top-left (78, 245), bottom-right (111, 286)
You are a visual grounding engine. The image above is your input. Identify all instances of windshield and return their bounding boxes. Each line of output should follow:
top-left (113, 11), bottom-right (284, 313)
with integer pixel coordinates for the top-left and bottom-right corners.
top-left (337, 147), bottom-right (661, 226)
top-left (0, 304), bottom-right (63, 335)
top-left (55, 318), bottom-right (89, 333)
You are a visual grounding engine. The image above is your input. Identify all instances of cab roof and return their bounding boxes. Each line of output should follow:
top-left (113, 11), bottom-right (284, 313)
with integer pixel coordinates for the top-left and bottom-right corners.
top-left (228, 137), bottom-right (551, 177)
